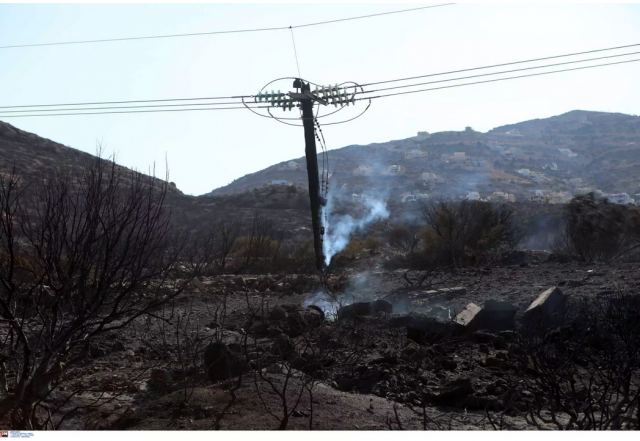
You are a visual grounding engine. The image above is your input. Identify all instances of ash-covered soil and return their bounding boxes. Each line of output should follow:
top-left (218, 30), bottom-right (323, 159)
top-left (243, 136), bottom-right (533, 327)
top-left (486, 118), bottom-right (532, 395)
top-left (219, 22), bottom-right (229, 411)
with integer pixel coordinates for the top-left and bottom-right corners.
top-left (40, 256), bottom-right (640, 430)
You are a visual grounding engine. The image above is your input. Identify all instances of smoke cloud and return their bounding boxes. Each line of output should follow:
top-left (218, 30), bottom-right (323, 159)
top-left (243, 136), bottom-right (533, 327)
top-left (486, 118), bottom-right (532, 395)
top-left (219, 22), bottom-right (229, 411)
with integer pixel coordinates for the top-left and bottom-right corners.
top-left (321, 189), bottom-right (390, 266)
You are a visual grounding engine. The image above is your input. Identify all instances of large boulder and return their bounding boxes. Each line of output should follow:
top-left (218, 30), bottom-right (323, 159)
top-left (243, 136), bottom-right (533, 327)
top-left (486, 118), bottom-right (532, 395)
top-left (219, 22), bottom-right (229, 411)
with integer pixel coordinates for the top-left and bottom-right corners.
top-left (203, 342), bottom-right (244, 382)
top-left (454, 301), bottom-right (517, 331)
top-left (522, 286), bottom-right (567, 328)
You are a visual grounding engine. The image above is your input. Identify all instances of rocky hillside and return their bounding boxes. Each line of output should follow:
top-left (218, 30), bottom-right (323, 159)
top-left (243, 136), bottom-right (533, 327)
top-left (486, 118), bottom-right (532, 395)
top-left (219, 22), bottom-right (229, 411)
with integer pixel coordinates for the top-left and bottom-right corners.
top-left (208, 110), bottom-right (640, 205)
top-left (0, 120), bottom-right (183, 195)
top-left (0, 120), bottom-right (310, 236)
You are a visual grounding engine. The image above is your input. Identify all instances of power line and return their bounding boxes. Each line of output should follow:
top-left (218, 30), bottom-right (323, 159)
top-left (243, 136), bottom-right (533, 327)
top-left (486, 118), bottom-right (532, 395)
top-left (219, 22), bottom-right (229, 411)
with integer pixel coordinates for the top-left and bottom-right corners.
top-left (0, 94), bottom-right (253, 110)
top-left (0, 101), bottom-right (254, 114)
top-left (0, 104), bottom-right (270, 118)
top-left (3, 48), bottom-right (639, 119)
top-left (0, 4), bottom-right (454, 50)
top-left (291, 3), bottom-right (454, 29)
top-left (354, 58), bottom-right (640, 101)
top-left (355, 42), bottom-right (640, 88)
top-left (357, 50), bottom-right (640, 95)
top-left (4, 42), bottom-right (637, 112)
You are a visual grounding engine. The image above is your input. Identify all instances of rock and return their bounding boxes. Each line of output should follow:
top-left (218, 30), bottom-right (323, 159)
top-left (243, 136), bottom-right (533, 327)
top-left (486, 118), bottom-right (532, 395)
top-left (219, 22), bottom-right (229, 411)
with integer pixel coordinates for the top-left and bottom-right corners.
top-left (271, 333), bottom-right (295, 358)
top-left (190, 277), bottom-right (206, 293)
top-left (454, 301), bottom-right (517, 331)
top-left (281, 303), bottom-right (301, 313)
top-left (285, 310), bottom-right (307, 337)
top-left (304, 305), bottom-right (324, 327)
top-left (523, 286), bottom-right (567, 328)
top-left (432, 378), bottom-right (474, 406)
top-left (372, 299), bottom-right (393, 315)
top-left (248, 320), bottom-right (270, 337)
top-left (268, 306), bottom-right (287, 322)
top-left (399, 313), bottom-right (462, 344)
top-left (454, 303), bottom-right (482, 328)
top-left (337, 300), bottom-right (393, 320)
top-left (337, 302), bottom-right (372, 320)
top-left (147, 368), bottom-right (172, 393)
top-left (203, 342), bottom-right (244, 382)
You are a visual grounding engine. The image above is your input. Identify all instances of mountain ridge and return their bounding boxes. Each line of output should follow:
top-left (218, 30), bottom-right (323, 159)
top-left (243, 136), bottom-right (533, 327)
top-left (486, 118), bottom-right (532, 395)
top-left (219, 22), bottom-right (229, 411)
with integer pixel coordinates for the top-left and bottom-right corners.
top-left (206, 109), bottom-right (640, 204)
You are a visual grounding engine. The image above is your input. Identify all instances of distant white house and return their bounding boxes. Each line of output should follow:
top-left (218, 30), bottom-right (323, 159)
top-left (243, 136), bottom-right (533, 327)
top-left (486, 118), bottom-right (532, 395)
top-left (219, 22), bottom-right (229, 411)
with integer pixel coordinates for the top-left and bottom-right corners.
top-left (401, 192), bottom-right (430, 203)
top-left (353, 165), bottom-right (374, 176)
top-left (558, 148), bottom-right (578, 158)
top-left (465, 191), bottom-right (481, 201)
top-left (279, 160), bottom-right (301, 171)
top-left (383, 164), bottom-right (405, 176)
top-left (488, 191), bottom-right (516, 203)
top-left (405, 149), bottom-right (428, 160)
top-left (530, 190), bottom-right (547, 203)
top-left (606, 193), bottom-right (635, 205)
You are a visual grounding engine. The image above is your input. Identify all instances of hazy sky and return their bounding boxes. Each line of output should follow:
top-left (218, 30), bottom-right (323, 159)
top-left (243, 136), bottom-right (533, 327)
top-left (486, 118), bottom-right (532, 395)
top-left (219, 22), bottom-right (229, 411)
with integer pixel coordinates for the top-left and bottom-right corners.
top-left (1, 2), bottom-right (639, 195)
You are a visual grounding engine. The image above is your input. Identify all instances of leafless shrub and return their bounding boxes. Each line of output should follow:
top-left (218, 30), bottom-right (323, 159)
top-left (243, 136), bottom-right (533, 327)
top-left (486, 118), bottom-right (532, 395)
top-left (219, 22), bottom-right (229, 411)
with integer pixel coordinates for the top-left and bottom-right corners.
top-left (387, 224), bottom-right (420, 255)
top-left (417, 200), bottom-right (519, 268)
top-left (213, 222), bottom-right (239, 273)
top-left (556, 193), bottom-right (640, 262)
top-left (513, 291), bottom-right (640, 429)
top-left (0, 158), bottom-right (209, 428)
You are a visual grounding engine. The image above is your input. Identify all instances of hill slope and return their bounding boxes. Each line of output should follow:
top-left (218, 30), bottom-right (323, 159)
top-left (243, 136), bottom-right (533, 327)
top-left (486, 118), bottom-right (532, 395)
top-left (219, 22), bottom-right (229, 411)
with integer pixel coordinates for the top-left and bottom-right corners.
top-left (0, 120), bottom-right (311, 236)
top-left (208, 110), bottom-right (640, 204)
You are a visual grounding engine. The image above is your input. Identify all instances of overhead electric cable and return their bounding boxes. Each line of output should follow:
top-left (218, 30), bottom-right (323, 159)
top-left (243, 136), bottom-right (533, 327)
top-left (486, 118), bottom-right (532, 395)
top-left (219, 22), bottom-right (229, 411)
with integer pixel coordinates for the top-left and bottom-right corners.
top-left (0, 94), bottom-right (253, 110)
top-left (353, 58), bottom-right (640, 101)
top-left (357, 50), bottom-right (640, 95)
top-left (354, 42), bottom-right (640, 88)
top-left (0, 105), bottom-right (269, 118)
top-left (0, 4), bottom-right (454, 49)
top-left (3, 42), bottom-right (637, 112)
top-left (0, 101), bottom-right (253, 114)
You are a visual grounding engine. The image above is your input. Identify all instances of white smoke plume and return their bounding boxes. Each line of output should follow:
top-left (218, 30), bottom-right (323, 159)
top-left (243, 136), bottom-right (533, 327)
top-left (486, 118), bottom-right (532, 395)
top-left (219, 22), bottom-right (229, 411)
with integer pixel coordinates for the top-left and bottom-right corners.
top-left (321, 190), bottom-right (390, 267)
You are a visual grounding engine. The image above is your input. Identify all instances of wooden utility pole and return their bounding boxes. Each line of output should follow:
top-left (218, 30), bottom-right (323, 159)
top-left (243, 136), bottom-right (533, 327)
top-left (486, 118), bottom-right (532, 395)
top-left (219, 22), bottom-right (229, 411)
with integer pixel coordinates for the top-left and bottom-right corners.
top-left (256, 78), bottom-right (355, 271)
top-left (293, 78), bottom-right (325, 271)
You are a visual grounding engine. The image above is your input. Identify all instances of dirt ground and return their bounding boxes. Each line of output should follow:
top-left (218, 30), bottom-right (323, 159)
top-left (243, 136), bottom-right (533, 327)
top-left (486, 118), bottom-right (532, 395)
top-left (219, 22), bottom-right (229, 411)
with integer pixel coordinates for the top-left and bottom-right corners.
top-left (31, 255), bottom-right (640, 430)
